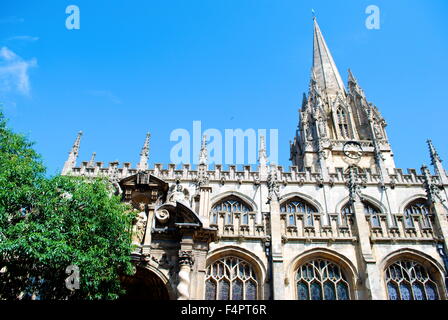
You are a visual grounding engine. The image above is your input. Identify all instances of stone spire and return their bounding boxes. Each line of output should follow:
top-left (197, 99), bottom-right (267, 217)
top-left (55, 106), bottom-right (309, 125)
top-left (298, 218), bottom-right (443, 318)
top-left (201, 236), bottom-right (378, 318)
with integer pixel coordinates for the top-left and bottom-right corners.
top-left (88, 152), bottom-right (96, 168)
top-left (312, 18), bottom-right (345, 96)
top-left (427, 140), bottom-right (448, 184)
top-left (199, 135), bottom-right (208, 165)
top-left (62, 131), bottom-right (82, 175)
top-left (347, 69), bottom-right (366, 98)
top-left (347, 68), bottom-right (357, 84)
top-left (258, 135), bottom-right (268, 167)
top-left (137, 132), bottom-right (150, 171)
top-left (258, 135), bottom-right (269, 179)
top-left (428, 139), bottom-right (442, 166)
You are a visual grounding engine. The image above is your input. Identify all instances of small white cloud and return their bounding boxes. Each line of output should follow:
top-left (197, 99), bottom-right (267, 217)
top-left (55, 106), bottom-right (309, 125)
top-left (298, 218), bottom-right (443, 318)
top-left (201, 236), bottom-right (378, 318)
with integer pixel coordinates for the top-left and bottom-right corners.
top-left (86, 90), bottom-right (122, 104)
top-left (0, 47), bottom-right (37, 95)
top-left (6, 35), bottom-right (40, 42)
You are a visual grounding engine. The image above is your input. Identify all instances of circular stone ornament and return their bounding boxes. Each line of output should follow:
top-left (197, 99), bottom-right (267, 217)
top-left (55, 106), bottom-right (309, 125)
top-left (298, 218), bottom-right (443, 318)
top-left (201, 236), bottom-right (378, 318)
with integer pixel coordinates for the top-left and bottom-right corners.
top-left (343, 141), bottom-right (363, 160)
top-left (155, 209), bottom-right (170, 224)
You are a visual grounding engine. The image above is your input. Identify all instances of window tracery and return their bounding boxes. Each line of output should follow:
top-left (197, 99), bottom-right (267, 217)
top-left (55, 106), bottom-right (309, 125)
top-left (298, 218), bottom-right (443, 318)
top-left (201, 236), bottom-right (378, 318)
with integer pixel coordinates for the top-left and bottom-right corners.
top-left (281, 198), bottom-right (318, 227)
top-left (386, 260), bottom-right (439, 300)
top-left (336, 106), bottom-right (351, 139)
top-left (205, 256), bottom-right (258, 300)
top-left (296, 259), bottom-right (350, 300)
top-left (341, 202), bottom-right (381, 227)
top-left (211, 197), bottom-right (251, 226)
top-left (404, 200), bottom-right (431, 229)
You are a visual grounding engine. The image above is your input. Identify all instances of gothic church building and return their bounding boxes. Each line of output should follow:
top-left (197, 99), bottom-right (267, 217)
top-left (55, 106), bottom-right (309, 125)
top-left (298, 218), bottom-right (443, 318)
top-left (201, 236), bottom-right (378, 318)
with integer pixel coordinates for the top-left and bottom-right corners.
top-left (62, 19), bottom-right (448, 300)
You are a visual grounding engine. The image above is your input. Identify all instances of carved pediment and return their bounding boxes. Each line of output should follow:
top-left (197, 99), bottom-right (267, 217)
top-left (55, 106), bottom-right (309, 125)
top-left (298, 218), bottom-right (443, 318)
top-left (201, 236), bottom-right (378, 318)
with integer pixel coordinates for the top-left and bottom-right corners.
top-left (120, 172), bottom-right (169, 206)
top-left (155, 201), bottom-right (202, 228)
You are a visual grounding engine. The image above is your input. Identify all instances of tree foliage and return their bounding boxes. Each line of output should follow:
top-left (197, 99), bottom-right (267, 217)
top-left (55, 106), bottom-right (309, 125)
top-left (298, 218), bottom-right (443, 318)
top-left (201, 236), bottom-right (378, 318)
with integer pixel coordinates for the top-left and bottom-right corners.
top-left (0, 110), bottom-right (136, 299)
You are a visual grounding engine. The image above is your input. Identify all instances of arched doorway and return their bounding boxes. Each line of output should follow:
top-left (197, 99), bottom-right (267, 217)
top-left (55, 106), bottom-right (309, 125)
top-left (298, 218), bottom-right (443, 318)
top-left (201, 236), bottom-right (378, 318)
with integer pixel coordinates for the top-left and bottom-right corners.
top-left (120, 267), bottom-right (170, 300)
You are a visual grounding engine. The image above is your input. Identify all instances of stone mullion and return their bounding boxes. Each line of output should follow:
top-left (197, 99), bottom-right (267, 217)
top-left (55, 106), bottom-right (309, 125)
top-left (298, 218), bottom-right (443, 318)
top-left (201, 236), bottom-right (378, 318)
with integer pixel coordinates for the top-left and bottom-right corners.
top-left (269, 198), bottom-right (286, 299)
top-left (351, 200), bottom-right (384, 299)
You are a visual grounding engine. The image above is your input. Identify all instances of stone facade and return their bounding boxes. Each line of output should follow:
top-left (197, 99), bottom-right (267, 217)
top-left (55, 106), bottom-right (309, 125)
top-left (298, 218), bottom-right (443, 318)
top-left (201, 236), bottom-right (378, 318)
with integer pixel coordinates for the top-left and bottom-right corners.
top-left (61, 19), bottom-right (448, 300)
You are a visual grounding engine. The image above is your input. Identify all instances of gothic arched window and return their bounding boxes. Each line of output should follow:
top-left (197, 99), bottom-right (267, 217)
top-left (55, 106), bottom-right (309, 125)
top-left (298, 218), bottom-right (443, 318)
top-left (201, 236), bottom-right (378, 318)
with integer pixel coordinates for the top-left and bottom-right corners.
top-left (281, 197), bottom-right (318, 227)
top-left (386, 260), bottom-right (440, 300)
top-left (404, 200), bottom-right (431, 229)
top-left (364, 203), bottom-right (381, 228)
top-left (336, 107), bottom-right (351, 139)
top-left (211, 197), bottom-right (251, 226)
top-left (205, 256), bottom-right (258, 300)
top-left (341, 202), bottom-right (381, 228)
top-left (296, 259), bottom-right (350, 300)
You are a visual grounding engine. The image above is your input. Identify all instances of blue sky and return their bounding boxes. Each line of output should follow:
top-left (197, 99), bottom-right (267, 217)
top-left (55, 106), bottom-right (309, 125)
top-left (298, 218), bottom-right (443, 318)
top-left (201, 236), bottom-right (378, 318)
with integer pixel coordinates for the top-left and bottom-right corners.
top-left (0, 0), bottom-right (447, 175)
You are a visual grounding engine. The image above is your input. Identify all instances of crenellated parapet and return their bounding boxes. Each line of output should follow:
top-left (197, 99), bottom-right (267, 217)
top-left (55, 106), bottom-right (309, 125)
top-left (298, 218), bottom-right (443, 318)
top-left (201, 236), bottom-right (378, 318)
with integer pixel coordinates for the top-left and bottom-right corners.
top-left (64, 160), bottom-right (447, 188)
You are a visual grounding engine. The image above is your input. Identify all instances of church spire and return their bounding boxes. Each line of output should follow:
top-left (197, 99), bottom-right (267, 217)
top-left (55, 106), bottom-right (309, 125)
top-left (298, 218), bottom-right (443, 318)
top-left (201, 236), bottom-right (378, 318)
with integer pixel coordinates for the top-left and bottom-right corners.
top-left (137, 132), bottom-right (150, 171)
top-left (62, 131), bottom-right (82, 175)
top-left (312, 18), bottom-right (345, 96)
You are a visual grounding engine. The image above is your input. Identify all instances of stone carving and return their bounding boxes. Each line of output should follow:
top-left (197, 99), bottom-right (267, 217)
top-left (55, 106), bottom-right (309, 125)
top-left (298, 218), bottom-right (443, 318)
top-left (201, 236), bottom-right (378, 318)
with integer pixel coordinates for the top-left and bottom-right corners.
top-left (168, 180), bottom-right (189, 205)
top-left (267, 166), bottom-right (280, 202)
top-left (346, 165), bottom-right (364, 203)
top-left (373, 121), bottom-right (383, 139)
top-left (132, 203), bottom-right (147, 245)
top-left (317, 117), bottom-right (327, 138)
top-left (177, 250), bottom-right (194, 300)
top-left (155, 209), bottom-right (170, 224)
top-left (422, 165), bottom-right (444, 204)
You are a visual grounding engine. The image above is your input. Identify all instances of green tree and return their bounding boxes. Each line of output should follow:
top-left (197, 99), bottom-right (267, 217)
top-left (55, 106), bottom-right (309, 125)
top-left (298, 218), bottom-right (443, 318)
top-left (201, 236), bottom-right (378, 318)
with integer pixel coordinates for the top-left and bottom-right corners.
top-left (0, 110), bottom-right (136, 299)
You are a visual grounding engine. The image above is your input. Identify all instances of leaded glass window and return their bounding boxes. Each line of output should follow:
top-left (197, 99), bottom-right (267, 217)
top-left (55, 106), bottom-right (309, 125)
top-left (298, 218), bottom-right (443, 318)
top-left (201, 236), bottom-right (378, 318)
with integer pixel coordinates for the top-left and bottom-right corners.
top-left (364, 203), bottom-right (381, 228)
top-left (404, 200), bottom-right (431, 229)
top-left (212, 197), bottom-right (252, 226)
top-left (205, 256), bottom-right (258, 300)
top-left (211, 212), bottom-right (218, 225)
top-left (296, 259), bottom-right (351, 300)
top-left (281, 198), bottom-right (317, 227)
top-left (341, 202), bottom-right (381, 228)
top-left (386, 260), bottom-right (440, 300)
top-left (337, 107), bottom-right (351, 139)
top-left (241, 213), bottom-right (249, 225)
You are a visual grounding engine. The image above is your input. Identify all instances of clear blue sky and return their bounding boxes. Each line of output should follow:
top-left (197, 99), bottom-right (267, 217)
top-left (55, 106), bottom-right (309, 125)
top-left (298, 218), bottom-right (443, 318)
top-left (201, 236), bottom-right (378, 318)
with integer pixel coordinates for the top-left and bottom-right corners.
top-left (1, 0), bottom-right (447, 175)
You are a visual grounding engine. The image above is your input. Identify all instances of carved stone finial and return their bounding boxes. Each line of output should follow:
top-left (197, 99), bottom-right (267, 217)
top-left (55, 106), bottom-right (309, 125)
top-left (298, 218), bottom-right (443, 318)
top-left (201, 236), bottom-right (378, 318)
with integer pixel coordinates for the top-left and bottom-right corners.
top-left (62, 131), bottom-right (83, 175)
top-left (427, 140), bottom-right (442, 166)
top-left (421, 165), bottom-right (443, 204)
top-left (258, 135), bottom-right (268, 166)
top-left (199, 135), bottom-right (208, 165)
top-left (88, 152), bottom-right (96, 168)
top-left (137, 132), bottom-right (151, 171)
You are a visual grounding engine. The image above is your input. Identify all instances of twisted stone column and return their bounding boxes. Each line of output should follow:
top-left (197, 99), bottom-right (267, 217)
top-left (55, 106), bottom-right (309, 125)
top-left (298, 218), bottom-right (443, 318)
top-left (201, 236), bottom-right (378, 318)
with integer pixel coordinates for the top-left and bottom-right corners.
top-left (177, 251), bottom-right (194, 300)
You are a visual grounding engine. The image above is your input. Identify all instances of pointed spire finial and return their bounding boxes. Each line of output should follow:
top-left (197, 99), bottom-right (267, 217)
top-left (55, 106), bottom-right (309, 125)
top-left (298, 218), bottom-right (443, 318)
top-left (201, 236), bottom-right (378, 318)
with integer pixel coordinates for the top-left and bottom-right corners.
top-left (73, 130), bottom-right (83, 153)
top-left (348, 69), bottom-right (357, 84)
top-left (426, 139), bottom-right (448, 184)
top-left (199, 135), bottom-right (208, 165)
top-left (137, 132), bottom-right (151, 171)
top-left (427, 139), bottom-right (442, 165)
top-left (62, 130), bottom-right (83, 175)
top-left (312, 18), bottom-right (346, 96)
top-left (258, 135), bottom-right (268, 166)
top-left (311, 9), bottom-right (316, 20)
top-left (88, 152), bottom-right (96, 168)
